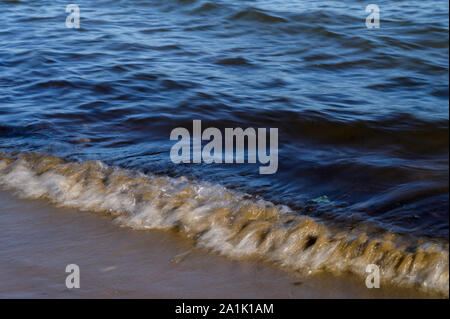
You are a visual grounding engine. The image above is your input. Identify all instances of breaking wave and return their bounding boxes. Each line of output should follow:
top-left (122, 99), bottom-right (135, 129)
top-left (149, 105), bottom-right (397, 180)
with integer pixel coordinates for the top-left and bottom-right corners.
top-left (0, 151), bottom-right (448, 296)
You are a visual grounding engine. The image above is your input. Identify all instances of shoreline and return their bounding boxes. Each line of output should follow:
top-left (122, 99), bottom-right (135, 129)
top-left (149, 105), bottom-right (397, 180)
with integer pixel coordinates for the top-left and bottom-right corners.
top-left (0, 151), bottom-right (447, 297)
top-left (0, 190), bottom-right (440, 298)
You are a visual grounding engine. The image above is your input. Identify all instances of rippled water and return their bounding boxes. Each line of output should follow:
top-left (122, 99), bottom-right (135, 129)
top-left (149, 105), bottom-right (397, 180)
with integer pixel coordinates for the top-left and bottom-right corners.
top-left (0, 0), bottom-right (448, 294)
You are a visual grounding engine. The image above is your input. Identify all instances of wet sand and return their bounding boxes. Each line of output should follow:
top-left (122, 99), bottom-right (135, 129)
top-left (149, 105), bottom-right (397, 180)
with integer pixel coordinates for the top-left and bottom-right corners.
top-left (0, 191), bottom-right (439, 298)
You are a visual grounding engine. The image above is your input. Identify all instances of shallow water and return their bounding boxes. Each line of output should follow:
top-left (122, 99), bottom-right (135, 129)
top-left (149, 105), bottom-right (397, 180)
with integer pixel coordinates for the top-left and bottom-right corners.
top-left (0, 190), bottom-right (437, 298)
top-left (0, 152), bottom-right (448, 296)
top-left (0, 0), bottom-right (448, 297)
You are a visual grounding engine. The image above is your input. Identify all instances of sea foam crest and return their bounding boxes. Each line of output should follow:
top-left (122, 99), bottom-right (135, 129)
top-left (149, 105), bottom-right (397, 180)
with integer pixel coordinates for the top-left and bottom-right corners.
top-left (0, 151), bottom-right (448, 296)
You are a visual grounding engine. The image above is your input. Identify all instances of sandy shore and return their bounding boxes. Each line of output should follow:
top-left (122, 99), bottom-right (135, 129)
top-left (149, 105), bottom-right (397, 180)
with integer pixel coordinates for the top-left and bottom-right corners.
top-left (0, 190), bottom-right (437, 298)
